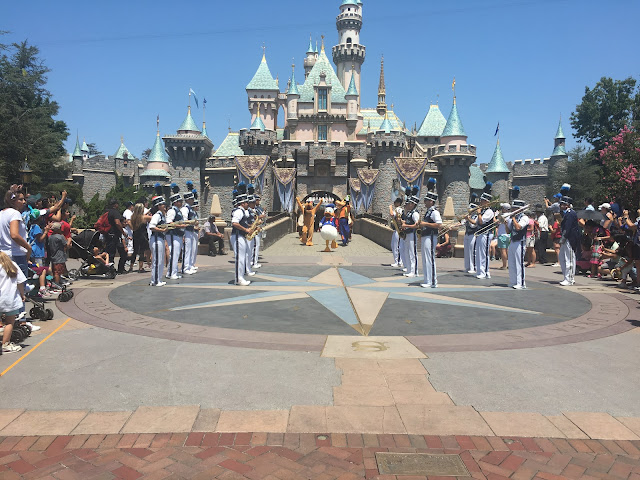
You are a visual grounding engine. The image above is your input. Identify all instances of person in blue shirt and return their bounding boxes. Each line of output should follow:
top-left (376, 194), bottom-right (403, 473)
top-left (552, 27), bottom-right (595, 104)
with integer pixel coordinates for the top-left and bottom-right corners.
top-left (28, 216), bottom-right (49, 266)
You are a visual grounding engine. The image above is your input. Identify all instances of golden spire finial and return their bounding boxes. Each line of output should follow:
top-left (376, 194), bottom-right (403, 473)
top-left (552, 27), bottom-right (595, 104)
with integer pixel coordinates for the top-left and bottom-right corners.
top-left (321, 35), bottom-right (325, 53)
top-left (120, 135), bottom-right (124, 144)
top-left (156, 114), bottom-right (160, 136)
top-left (452, 76), bottom-right (456, 104)
top-left (262, 43), bottom-right (266, 62)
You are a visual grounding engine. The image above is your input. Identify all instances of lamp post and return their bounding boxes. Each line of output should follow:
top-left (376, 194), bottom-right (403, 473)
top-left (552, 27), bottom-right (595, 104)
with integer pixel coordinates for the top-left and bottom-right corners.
top-left (19, 159), bottom-right (33, 195)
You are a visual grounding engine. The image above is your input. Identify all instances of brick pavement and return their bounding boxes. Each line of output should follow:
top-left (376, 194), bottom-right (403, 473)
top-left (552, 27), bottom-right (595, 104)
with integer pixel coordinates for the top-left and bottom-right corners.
top-left (0, 432), bottom-right (639, 479)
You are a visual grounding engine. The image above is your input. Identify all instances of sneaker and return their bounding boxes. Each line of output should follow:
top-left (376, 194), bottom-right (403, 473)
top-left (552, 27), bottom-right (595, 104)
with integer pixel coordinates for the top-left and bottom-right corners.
top-left (183, 269), bottom-right (195, 275)
top-left (559, 280), bottom-right (574, 286)
top-left (391, 263), bottom-right (400, 268)
top-left (2, 342), bottom-right (22, 353)
top-left (552, 263), bottom-right (561, 267)
top-left (490, 256), bottom-right (496, 261)
top-left (253, 264), bottom-right (262, 269)
top-left (420, 283), bottom-right (432, 288)
top-left (467, 270), bottom-right (476, 274)
top-left (405, 273), bottom-right (417, 277)
top-left (39, 287), bottom-right (47, 295)
top-left (402, 268), bottom-right (407, 272)
top-left (236, 279), bottom-right (251, 286)
top-left (16, 312), bottom-right (26, 321)
top-left (156, 281), bottom-right (167, 287)
top-left (476, 274), bottom-right (487, 279)
top-left (169, 275), bottom-right (182, 280)
top-left (246, 271), bottom-right (256, 276)
top-left (512, 285), bottom-right (525, 290)
top-left (26, 322), bottom-right (41, 332)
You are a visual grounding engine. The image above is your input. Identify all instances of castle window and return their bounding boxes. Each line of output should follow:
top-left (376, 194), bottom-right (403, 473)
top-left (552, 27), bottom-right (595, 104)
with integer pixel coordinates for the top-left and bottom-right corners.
top-left (318, 125), bottom-right (328, 141)
top-left (318, 88), bottom-right (328, 111)
top-left (347, 37), bottom-right (352, 44)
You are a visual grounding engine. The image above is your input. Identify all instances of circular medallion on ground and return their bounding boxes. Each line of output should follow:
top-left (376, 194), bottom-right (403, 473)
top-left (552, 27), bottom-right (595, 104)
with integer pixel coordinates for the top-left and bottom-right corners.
top-left (108, 265), bottom-right (591, 336)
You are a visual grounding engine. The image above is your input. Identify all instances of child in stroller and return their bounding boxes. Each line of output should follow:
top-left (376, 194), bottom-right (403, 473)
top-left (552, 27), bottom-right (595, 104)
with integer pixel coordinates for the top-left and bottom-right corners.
top-left (68, 231), bottom-right (117, 280)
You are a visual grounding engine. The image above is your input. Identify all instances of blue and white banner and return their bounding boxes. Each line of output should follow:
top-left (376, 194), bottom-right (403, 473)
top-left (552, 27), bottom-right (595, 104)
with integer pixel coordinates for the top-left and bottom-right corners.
top-left (273, 167), bottom-right (296, 213)
top-left (357, 169), bottom-right (379, 213)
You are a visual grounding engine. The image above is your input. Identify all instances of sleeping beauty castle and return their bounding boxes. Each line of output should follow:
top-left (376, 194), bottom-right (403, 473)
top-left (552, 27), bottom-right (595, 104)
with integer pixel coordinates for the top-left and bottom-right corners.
top-left (71, 0), bottom-right (568, 221)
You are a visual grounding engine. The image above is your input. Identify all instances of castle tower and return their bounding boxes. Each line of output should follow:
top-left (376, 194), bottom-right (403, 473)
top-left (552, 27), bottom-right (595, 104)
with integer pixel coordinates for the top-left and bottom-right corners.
top-left (71, 135), bottom-right (83, 179)
top-left (303, 36), bottom-right (317, 79)
top-left (416, 104), bottom-right (447, 145)
top-left (549, 117), bottom-right (569, 180)
top-left (345, 68), bottom-right (359, 130)
top-left (332, 0), bottom-right (366, 94)
top-left (485, 140), bottom-right (511, 202)
top-left (81, 139), bottom-right (89, 160)
top-left (140, 117), bottom-right (171, 188)
top-left (246, 51), bottom-right (280, 131)
top-left (376, 56), bottom-right (387, 116)
top-left (286, 64), bottom-right (300, 131)
top-left (433, 95), bottom-right (476, 215)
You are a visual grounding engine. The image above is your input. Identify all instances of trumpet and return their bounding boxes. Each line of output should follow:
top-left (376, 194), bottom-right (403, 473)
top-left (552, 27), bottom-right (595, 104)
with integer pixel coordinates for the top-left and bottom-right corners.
top-left (474, 204), bottom-right (530, 237)
top-left (163, 218), bottom-right (207, 230)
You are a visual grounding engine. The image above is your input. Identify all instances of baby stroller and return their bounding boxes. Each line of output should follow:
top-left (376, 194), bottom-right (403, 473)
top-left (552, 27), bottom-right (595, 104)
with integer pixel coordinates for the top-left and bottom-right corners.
top-left (68, 230), bottom-right (117, 280)
top-left (25, 265), bottom-right (67, 320)
top-left (0, 314), bottom-right (32, 346)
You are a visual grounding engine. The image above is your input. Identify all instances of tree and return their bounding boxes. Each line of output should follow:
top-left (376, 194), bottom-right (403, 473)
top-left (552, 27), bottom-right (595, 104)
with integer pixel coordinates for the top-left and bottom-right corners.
top-left (547, 146), bottom-right (602, 204)
top-left (86, 142), bottom-right (101, 156)
top-left (74, 174), bottom-right (139, 229)
top-left (141, 148), bottom-right (152, 161)
top-left (599, 125), bottom-right (640, 208)
top-left (570, 77), bottom-right (638, 151)
top-left (0, 39), bottom-right (69, 188)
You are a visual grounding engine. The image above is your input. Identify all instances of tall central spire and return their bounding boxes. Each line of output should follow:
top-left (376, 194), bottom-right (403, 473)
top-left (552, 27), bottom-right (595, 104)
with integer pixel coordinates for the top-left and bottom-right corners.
top-left (377, 56), bottom-right (387, 116)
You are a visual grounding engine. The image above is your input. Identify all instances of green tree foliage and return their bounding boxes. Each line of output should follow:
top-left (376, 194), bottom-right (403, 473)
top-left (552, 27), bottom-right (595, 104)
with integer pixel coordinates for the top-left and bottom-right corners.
top-left (74, 175), bottom-right (141, 229)
top-left (141, 148), bottom-right (152, 160)
top-left (571, 77), bottom-right (639, 151)
top-left (547, 146), bottom-right (602, 204)
top-left (0, 39), bottom-right (69, 188)
top-left (599, 126), bottom-right (640, 207)
top-left (86, 142), bottom-right (101, 156)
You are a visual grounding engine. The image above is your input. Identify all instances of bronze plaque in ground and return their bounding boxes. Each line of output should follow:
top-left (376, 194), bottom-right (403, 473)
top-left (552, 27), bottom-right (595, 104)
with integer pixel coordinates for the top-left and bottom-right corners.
top-left (376, 452), bottom-right (470, 476)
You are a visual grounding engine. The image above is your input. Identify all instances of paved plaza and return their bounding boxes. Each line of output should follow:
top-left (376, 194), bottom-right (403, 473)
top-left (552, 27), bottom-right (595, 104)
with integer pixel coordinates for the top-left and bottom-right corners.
top-left (0, 233), bottom-right (639, 479)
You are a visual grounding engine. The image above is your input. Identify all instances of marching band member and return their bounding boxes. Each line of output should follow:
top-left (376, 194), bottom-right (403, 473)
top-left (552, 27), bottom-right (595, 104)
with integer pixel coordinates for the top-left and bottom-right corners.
top-left (401, 188), bottom-right (420, 277)
top-left (191, 194), bottom-right (200, 270)
top-left (559, 195), bottom-right (581, 286)
top-left (420, 179), bottom-right (442, 288)
top-left (165, 183), bottom-right (185, 280)
top-left (232, 190), bottom-right (252, 286)
top-left (389, 197), bottom-right (404, 268)
top-left (181, 182), bottom-right (198, 275)
top-left (245, 191), bottom-right (257, 278)
top-left (463, 193), bottom-right (479, 273)
top-left (148, 186), bottom-right (167, 287)
top-left (252, 194), bottom-right (266, 268)
top-left (230, 186), bottom-right (241, 257)
top-left (475, 182), bottom-right (494, 279)
top-left (505, 191), bottom-right (529, 289)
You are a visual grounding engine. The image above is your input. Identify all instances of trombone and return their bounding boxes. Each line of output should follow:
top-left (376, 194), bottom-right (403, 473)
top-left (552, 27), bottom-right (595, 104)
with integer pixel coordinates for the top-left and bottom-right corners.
top-left (439, 200), bottom-right (501, 239)
top-left (474, 204), bottom-right (530, 237)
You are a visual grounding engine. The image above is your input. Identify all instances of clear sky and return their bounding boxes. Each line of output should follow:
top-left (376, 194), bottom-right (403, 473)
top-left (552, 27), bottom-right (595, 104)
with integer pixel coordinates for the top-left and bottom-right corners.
top-left (3, 0), bottom-right (638, 165)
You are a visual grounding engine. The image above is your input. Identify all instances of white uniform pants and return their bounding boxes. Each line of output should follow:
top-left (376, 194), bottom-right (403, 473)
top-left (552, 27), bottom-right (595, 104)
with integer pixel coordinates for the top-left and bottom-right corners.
top-left (559, 242), bottom-right (576, 284)
top-left (404, 232), bottom-right (419, 276)
top-left (167, 233), bottom-right (183, 277)
top-left (230, 233), bottom-right (237, 256)
top-left (245, 237), bottom-right (254, 276)
top-left (150, 235), bottom-right (165, 285)
top-left (391, 231), bottom-right (401, 265)
top-left (183, 230), bottom-right (197, 272)
top-left (475, 233), bottom-right (490, 277)
top-left (508, 238), bottom-right (526, 287)
top-left (464, 233), bottom-right (476, 272)
top-left (421, 234), bottom-right (437, 287)
top-left (252, 235), bottom-right (261, 265)
top-left (398, 237), bottom-right (406, 268)
top-left (235, 234), bottom-right (248, 283)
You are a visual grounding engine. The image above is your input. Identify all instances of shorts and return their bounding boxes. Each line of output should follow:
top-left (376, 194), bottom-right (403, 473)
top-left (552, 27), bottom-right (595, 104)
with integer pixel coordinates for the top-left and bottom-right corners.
top-left (526, 236), bottom-right (535, 248)
top-left (1, 309), bottom-right (21, 319)
top-left (52, 263), bottom-right (67, 276)
top-left (497, 234), bottom-right (510, 249)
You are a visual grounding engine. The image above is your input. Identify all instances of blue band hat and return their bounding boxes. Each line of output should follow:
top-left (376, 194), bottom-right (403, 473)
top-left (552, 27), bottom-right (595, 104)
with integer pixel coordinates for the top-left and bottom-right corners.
top-left (234, 182), bottom-right (248, 204)
top-left (424, 177), bottom-right (437, 202)
top-left (183, 181), bottom-right (195, 200)
top-left (169, 183), bottom-right (182, 203)
top-left (480, 181), bottom-right (493, 202)
top-left (510, 186), bottom-right (523, 208)
top-left (152, 183), bottom-right (166, 207)
top-left (404, 185), bottom-right (419, 205)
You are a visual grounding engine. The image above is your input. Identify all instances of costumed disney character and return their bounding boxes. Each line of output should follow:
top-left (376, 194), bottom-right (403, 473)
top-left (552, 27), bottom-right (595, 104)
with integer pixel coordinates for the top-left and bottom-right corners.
top-left (335, 196), bottom-right (352, 246)
top-left (420, 178), bottom-right (442, 288)
top-left (320, 205), bottom-right (339, 252)
top-left (401, 186), bottom-right (420, 277)
top-left (475, 182), bottom-right (495, 279)
top-left (505, 187), bottom-right (529, 289)
top-left (295, 196), bottom-right (321, 246)
top-left (165, 183), bottom-right (185, 280)
top-left (148, 184), bottom-right (168, 287)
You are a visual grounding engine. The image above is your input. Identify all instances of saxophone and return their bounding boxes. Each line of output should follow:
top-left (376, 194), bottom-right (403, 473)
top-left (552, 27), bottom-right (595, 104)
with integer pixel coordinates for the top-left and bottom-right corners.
top-left (246, 216), bottom-right (262, 240)
top-left (391, 214), bottom-right (405, 240)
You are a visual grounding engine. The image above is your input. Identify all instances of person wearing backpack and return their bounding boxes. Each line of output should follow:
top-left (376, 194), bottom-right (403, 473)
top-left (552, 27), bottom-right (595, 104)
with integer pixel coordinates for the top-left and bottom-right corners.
top-left (100, 199), bottom-right (127, 274)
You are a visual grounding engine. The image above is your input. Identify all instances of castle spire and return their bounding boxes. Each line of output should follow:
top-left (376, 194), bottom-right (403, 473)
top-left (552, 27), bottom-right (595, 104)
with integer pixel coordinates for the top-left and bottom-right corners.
top-left (441, 97), bottom-right (467, 138)
top-left (376, 56), bottom-right (387, 116)
top-left (72, 134), bottom-right (82, 158)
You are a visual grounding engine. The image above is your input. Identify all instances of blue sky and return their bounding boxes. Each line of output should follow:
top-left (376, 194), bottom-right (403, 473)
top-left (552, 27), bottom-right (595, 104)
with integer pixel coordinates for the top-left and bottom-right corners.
top-left (3, 0), bottom-right (638, 164)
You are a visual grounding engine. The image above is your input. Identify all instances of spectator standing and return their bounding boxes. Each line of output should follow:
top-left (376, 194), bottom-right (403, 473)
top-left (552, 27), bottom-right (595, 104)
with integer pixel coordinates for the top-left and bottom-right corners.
top-left (535, 205), bottom-right (549, 264)
top-left (0, 252), bottom-right (26, 353)
top-left (104, 199), bottom-right (128, 274)
top-left (48, 223), bottom-right (68, 286)
top-left (0, 185), bottom-right (31, 277)
top-left (130, 203), bottom-right (152, 273)
top-left (550, 213), bottom-right (562, 266)
top-left (525, 214), bottom-right (537, 267)
top-left (28, 216), bottom-right (49, 266)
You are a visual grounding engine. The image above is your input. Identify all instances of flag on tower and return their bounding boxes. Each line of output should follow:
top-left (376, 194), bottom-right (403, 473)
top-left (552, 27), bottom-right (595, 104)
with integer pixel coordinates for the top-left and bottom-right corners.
top-left (189, 88), bottom-right (199, 108)
top-left (203, 98), bottom-right (207, 106)
top-left (452, 77), bottom-right (456, 91)
top-left (494, 122), bottom-right (500, 136)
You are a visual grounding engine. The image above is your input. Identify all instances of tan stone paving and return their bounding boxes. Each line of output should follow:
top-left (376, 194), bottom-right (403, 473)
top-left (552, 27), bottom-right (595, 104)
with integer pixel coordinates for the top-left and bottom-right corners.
top-left (263, 233), bottom-right (389, 258)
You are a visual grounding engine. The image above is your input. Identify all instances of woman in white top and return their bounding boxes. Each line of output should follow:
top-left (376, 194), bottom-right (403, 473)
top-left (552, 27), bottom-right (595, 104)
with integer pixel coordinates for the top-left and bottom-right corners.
top-left (0, 185), bottom-right (31, 277)
top-left (0, 252), bottom-right (26, 353)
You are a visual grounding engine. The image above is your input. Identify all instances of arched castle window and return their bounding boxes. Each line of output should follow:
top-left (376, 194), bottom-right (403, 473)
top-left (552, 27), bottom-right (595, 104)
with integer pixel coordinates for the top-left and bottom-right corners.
top-left (347, 38), bottom-right (352, 44)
